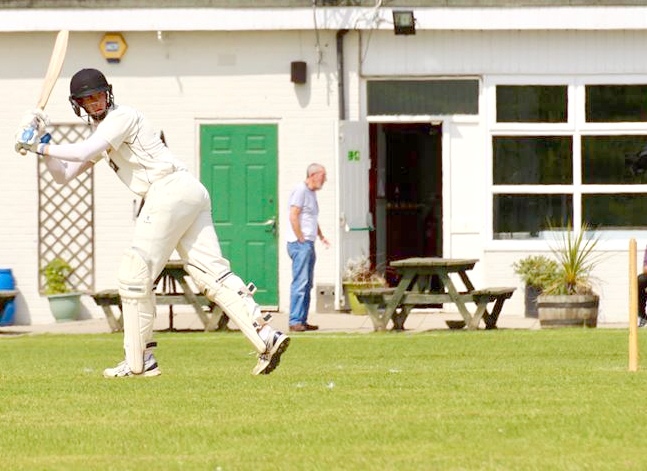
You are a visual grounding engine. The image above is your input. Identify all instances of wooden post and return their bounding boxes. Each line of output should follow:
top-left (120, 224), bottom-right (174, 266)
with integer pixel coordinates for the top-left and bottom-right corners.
top-left (629, 238), bottom-right (639, 372)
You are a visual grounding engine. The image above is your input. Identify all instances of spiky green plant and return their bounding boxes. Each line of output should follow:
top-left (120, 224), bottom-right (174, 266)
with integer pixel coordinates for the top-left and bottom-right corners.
top-left (544, 222), bottom-right (602, 295)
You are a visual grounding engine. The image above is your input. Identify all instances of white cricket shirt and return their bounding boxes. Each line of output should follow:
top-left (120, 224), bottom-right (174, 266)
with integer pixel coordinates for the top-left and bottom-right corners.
top-left (93, 105), bottom-right (187, 197)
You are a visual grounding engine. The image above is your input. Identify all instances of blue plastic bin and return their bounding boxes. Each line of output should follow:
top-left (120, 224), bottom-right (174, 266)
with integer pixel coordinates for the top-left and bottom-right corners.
top-left (0, 268), bottom-right (16, 326)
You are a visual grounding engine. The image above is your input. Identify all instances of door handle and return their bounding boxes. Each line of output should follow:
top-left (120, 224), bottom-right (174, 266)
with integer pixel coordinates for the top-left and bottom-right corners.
top-left (263, 217), bottom-right (277, 234)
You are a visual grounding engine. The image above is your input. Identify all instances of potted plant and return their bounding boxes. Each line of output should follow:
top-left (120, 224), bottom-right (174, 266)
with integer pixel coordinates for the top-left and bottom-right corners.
top-left (536, 223), bottom-right (603, 328)
top-left (512, 255), bottom-right (559, 318)
top-left (342, 255), bottom-right (387, 315)
top-left (42, 258), bottom-right (82, 322)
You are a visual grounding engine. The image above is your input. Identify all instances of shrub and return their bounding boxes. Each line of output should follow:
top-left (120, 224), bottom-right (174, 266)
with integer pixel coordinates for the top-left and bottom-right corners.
top-left (512, 255), bottom-right (559, 291)
top-left (42, 258), bottom-right (73, 295)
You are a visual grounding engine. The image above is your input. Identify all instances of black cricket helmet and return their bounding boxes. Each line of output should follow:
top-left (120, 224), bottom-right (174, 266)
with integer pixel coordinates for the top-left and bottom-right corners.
top-left (69, 68), bottom-right (113, 117)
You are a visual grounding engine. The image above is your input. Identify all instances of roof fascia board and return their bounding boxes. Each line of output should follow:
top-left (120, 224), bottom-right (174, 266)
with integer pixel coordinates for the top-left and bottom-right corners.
top-left (2, 7), bottom-right (647, 32)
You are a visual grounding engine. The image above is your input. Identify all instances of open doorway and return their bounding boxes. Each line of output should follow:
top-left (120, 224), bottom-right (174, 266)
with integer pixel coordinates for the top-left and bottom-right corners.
top-left (370, 123), bottom-right (443, 284)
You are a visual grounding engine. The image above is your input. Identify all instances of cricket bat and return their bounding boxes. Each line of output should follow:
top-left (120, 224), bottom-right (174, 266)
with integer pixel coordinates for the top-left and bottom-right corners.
top-left (18, 30), bottom-right (69, 155)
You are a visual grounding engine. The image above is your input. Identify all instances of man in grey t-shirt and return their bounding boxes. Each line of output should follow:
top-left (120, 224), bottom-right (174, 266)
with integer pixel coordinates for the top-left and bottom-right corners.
top-left (286, 163), bottom-right (330, 331)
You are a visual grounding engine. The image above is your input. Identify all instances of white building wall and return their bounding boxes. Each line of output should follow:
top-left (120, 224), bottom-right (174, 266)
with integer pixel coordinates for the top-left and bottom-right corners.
top-left (359, 29), bottom-right (647, 323)
top-left (446, 119), bottom-right (486, 286)
top-left (361, 30), bottom-right (647, 76)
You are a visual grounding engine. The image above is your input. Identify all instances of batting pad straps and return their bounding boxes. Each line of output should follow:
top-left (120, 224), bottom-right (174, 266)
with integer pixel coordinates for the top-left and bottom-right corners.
top-left (118, 248), bottom-right (153, 300)
top-left (185, 264), bottom-right (268, 353)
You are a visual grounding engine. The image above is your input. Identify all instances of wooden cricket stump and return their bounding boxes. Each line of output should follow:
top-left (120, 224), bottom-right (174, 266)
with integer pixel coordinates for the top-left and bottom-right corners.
top-left (629, 238), bottom-right (639, 372)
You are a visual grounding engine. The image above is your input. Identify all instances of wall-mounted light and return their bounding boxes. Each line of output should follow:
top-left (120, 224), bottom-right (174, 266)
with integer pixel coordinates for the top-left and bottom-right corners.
top-left (393, 10), bottom-right (416, 35)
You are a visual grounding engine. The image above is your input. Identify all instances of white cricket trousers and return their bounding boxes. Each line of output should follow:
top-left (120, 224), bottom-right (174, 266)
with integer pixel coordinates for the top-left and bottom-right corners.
top-left (131, 170), bottom-right (230, 282)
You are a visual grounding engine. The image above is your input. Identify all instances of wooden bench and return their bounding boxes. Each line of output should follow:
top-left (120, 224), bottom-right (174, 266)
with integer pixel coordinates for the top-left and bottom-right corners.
top-left (91, 289), bottom-right (228, 333)
top-left (0, 290), bottom-right (18, 301)
top-left (354, 286), bottom-right (516, 331)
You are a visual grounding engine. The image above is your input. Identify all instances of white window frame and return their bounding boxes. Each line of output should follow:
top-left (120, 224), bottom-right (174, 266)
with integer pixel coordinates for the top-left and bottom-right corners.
top-left (485, 75), bottom-right (647, 250)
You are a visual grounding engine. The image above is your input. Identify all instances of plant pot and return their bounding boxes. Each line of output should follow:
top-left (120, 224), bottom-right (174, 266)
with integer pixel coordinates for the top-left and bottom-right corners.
top-left (343, 281), bottom-right (385, 315)
top-left (525, 285), bottom-right (542, 318)
top-left (47, 293), bottom-right (82, 322)
top-left (537, 294), bottom-right (599, 328)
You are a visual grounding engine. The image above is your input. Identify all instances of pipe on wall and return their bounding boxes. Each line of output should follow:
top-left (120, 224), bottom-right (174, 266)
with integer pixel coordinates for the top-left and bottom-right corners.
top-left (336, 29), bottom-right (349, 120)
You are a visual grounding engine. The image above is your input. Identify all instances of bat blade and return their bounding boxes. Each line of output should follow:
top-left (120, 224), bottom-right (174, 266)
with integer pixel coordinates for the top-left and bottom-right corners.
top-left (36, 30), bottom-right (69, 110)
top-left (19, 30), bottom-right (69, 155)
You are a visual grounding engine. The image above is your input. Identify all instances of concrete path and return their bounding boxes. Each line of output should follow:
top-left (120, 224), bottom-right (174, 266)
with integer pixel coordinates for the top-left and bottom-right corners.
top-left (0, 309), bottom-right (543, 335)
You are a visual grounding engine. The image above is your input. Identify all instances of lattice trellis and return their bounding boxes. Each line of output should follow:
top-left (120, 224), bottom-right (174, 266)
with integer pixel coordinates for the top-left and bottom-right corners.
top-left (38, 123), bottom-right (94, 294)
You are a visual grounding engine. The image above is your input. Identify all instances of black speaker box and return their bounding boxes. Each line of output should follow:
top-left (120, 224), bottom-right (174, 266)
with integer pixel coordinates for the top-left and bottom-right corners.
top-left (291, 61), bottom-right (307, 84)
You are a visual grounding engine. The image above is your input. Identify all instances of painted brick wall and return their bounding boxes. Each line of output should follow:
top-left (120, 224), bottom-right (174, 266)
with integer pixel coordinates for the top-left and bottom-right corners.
top-left (3, 26), bottom-right (644, 326)
top-left (0, 30), bottom-right (341, 323)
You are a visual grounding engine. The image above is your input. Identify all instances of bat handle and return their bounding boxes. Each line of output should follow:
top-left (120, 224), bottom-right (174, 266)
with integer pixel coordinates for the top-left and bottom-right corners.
top-left (19, 149), bottom-right (27, 156)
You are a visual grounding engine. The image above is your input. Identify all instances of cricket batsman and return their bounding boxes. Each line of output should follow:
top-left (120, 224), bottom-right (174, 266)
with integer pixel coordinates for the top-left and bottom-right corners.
top-left (14, 68), bottom-right (290, 377)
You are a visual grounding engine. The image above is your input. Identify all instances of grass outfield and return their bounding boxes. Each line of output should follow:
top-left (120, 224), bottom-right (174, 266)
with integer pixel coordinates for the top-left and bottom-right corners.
top-left (1, 329), bottom-right (647, 470)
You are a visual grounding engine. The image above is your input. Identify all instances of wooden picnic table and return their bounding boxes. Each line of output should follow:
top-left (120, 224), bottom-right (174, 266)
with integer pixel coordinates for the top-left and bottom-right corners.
top-left (91, 261), bottom-right (227, 332)
top-left (354, 257), bottom-right (515, 331)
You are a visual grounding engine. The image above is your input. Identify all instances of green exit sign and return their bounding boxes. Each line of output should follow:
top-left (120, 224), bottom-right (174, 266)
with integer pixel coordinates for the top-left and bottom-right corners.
top-left (347, 150), bottom-right (360, 161)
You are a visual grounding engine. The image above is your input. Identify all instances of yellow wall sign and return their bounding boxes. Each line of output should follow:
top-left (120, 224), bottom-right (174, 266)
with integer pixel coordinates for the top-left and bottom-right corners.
top-left (100, 33), bottom-right (127, 63)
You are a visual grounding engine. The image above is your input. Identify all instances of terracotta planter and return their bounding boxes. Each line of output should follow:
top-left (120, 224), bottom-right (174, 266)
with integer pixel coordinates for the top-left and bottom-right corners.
top-left (537, 294), bottom-right (599, 328)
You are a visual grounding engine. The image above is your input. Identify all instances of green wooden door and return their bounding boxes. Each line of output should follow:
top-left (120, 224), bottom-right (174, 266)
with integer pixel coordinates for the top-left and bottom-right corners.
top-left (200, 124), bottom-right (278, 306)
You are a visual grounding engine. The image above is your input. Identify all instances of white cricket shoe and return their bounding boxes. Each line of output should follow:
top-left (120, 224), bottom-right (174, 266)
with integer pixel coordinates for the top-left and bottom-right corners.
top-left (103, 348), bottom-right (161, 378)
top-left (252, 330), bottom-right (290, 375)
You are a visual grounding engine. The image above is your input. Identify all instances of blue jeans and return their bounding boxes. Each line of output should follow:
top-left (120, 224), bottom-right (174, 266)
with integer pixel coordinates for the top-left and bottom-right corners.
top-left (288, 241), bottom-right (316, 326)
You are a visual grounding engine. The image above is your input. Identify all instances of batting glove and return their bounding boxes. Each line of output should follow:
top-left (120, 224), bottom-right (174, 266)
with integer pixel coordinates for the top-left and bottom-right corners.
top-left (15, 109), bottom-right (50, 154)
top-left (14, 132), bottom-right (51, 155)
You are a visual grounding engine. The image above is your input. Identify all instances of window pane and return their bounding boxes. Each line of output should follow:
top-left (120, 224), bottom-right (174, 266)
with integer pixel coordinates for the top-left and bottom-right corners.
top-left (493, 136), bottom-right (573, 184)
top-left (493, 194), bottom-right (572, 239)
top-left (583, 194), bottom-right (647, 229)
top-left (586, 85), bottom-right (647, 122)
top-left (367, 80), bottom-right (479, 115)
top-left (496, 85), bottom-right (567, 122)
top-left (582, 135), bottom-right (647, 184)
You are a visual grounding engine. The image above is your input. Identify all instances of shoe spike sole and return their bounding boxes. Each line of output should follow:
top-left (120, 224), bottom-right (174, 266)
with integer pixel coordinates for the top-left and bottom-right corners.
top-left (261, 337), bottom-right (290, 375)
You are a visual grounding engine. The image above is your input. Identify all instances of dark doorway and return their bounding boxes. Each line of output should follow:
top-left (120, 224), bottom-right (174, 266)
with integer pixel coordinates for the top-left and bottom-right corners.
top-left (370, 123), bottom-right (443, 284)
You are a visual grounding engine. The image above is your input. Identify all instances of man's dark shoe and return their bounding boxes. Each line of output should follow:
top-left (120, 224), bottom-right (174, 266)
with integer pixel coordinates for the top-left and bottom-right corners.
top-left (289, 323), bottom-right (319, 332)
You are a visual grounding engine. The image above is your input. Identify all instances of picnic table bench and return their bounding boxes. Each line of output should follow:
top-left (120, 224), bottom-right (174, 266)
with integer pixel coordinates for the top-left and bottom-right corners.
top-left (91, 261), bottom-right (228, 332)
top-left (353, 258), bottom-right (515, 331)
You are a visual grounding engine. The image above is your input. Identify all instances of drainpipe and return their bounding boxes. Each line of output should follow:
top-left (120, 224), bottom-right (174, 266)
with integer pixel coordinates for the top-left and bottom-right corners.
top-left (336, 29), bottom-right (349, 120)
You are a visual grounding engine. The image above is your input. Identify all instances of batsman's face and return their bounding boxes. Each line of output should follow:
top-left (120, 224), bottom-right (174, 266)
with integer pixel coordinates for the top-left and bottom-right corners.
top-left (78, 91), bottom-right (107, 118)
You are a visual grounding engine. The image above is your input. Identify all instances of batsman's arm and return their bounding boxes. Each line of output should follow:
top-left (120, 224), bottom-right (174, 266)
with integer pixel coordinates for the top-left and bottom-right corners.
top-left (43, 155), bottom-right (93, 184)
top-left (38, 134), bottom-right (110, 184)
top-left (39, 133), bottom-right (110, 163)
